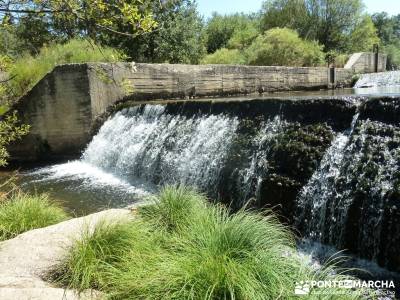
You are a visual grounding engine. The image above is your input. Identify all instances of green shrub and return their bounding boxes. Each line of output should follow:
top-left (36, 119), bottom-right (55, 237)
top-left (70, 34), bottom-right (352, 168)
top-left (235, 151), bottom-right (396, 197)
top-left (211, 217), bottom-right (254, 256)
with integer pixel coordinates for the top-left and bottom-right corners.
top-left (226, 23), bottom-right (259, 50)
top-left (201, 48), bottom-right (246, 65)
top-left (347, 15), bottom-right (380, 53)
top-left (53, 186), bottom-right (368, 299)
top-left (0, 192), bottom-right (69, 241)
top-left (245, 28), bottom-right (325, 67)
top-left (0, 112), bottom-right (30, 166)
top-left (335, 53), bottom-right (350, 68)
top-left (6, 39), bottom-right (126, 100)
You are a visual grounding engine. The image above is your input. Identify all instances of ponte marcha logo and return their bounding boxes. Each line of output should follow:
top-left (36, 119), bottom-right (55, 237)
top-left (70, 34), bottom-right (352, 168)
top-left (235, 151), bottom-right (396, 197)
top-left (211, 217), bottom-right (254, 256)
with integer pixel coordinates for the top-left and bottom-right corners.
top-left (295, 281), bottom-right (310, 295)
top-left (294, 279), bottom-right (396, 297)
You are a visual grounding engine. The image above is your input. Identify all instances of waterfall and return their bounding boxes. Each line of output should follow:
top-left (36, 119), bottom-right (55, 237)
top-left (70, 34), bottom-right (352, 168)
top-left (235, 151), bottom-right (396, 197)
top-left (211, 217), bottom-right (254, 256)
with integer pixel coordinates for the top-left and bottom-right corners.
top-left (236, 116), bottom-right (287, 203)
top-left (25, 99), bottom-right (400, 272)
top-left (295, 113), bottom-right (359, 239)
top-left (82, 105), bottom-right (240, 194)
top-left (355, 71), bottom-right (400, 88)
top-left (30, 104), bottom-right (292, 208)
top-left (295, 111), bottom-right (400, 270)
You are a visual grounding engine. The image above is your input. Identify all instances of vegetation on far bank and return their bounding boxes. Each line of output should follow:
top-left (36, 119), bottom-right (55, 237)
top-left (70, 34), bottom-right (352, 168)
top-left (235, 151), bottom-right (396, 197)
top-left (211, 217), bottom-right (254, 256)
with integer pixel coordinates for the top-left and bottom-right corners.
top-left (51, 186), bottom-right (370, 299)
top-left (1, 0), bottom-right (399, 72)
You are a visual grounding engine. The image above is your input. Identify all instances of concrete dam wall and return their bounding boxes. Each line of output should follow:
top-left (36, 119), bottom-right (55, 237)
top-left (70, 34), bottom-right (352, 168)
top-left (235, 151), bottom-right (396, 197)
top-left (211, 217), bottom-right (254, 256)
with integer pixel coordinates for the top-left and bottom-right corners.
top-left (9, 62), bottom-right (358, 161)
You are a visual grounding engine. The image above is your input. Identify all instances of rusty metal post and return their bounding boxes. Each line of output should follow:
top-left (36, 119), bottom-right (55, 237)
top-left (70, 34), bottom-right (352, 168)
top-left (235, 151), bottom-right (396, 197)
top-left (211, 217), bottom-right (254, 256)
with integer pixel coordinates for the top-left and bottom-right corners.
top-left (373, 44), bottom-right (379, 73)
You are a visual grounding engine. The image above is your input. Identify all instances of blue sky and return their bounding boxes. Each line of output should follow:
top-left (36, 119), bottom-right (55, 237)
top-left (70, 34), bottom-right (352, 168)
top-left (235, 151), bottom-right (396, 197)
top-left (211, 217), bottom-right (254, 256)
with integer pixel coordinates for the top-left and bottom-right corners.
top-left (197, 0), bottom-right (400, 19)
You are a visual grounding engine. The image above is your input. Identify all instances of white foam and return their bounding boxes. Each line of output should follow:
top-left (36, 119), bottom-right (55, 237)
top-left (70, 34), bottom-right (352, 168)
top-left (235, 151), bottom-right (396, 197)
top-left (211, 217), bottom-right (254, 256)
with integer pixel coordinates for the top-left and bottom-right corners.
top-left (29, 161), bottom-right (152, 196)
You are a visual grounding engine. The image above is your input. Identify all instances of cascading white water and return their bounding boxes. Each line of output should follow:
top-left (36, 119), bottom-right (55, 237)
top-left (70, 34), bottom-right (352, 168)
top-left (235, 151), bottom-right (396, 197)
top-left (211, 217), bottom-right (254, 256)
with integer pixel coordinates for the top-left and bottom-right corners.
top-left (82, 105), bottom-right (239, 193)
top-left (295, 108), bottom-right (400, 270)
top-left (21, 97), bottom-right (400, 277)
top-left (295, 113), bottom-right (359, 239)
top-left (355, 71), bottom-right (400, 88)
top-left (237, 116), bottom-right (287, 202)
top-left (295, 132), bottom-right (350, 239)
top-left (28, 104), bottom-right (292, 211)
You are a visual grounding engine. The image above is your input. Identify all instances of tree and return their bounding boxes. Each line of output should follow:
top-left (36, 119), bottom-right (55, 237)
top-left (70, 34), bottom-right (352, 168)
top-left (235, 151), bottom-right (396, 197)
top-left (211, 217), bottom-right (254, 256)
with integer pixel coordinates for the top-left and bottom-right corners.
top-left (347, 15), bottom-right (379, 53)
top-left (205, 13), bottom-right (258, 54)
top-left (245, 28), bottom-right (325, 66)
top-left (371, 13), bottom-right (400, 70)
top-left (371, 12), bottom-right (397, 45)
top-left (260, 0), bottom-right (364, 52)
top-left (226, 21), bottom-right (259, 50)
top-left (14, 15), bottom-right (56, 55)
top-left (384, 42), bottom-right (400, 70)
top-left (260, 0), bottom-right (309, 36)
top-left (107, 0), bottom-right (206, 64)
top-left (0, 0), bottom-right (157, 41)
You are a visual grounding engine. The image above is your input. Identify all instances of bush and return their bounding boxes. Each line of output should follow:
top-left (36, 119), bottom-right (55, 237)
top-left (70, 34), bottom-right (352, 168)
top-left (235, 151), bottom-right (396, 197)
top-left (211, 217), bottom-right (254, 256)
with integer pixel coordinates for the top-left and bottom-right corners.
top-left (226, 22), bottom-right (259, 50)
top-left (0, 192), bottom-right (69, 241)
top-left (347, 15), bottom-right (380, 53)
top-left (245, 28), bottom-right (325, 67)
top-left (335, 53), bottom-right (350, 68)
top-left (53, 186), bottom-right (368, 299)
top-left (201, 48), bottom-right (246, 65)
top-left (6, 39), bottom-right (126, 100)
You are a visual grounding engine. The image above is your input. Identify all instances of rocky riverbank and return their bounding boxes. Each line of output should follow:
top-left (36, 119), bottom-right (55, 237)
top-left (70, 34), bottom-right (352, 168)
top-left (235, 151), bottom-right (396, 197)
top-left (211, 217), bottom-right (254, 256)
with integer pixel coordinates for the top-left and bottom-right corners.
top-left (0, 209), bottom-right (131, 300)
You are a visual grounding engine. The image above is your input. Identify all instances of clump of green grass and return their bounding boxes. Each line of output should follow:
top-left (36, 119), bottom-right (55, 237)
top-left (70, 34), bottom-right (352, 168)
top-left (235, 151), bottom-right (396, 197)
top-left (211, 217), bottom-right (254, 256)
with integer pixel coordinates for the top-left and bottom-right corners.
top-left (53, 185), bottom-right (369, 299)
top-left (139, 185), bottom-right (206, 232)
top-left (53, 218), bottom-right (138, 291)
top-left (0, 191), bottom-right (69, 241)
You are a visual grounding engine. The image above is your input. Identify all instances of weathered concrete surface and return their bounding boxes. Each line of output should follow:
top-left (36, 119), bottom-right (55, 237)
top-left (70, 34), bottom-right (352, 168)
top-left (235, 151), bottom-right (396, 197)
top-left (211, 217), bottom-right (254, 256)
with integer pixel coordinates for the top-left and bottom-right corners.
top-left (88, 63), bottom-right (354, 116)
top-left (6, 62), bottom-right (357, 162)
top-left (345, 52), bottom-right (387, 73)
top-left (0, 208), bottom-right (132, 300)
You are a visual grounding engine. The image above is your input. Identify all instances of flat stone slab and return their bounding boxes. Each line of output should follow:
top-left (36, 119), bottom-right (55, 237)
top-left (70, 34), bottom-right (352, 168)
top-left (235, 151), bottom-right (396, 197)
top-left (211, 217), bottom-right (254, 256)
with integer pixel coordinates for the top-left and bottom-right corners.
top-left (0, 208), bottom-right (132, 300)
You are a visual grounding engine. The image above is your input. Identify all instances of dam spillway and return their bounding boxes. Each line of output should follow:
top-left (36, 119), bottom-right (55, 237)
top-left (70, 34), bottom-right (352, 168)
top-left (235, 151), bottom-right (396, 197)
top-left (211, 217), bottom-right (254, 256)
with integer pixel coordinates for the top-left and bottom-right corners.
top-left (22, 95), bottom-right (400, 274)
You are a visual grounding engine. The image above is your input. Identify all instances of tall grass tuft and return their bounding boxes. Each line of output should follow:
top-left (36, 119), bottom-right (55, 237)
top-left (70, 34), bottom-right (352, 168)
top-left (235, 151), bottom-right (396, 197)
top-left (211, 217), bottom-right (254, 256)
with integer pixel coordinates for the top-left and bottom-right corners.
top-left (139, 185), bottom-right (206, 232)
top-left (53, 185), bottom-right (369, 299)
top-left (0, 192), bottom-right (69, 241)
top-left (53, 219), bottom-right (142, 291)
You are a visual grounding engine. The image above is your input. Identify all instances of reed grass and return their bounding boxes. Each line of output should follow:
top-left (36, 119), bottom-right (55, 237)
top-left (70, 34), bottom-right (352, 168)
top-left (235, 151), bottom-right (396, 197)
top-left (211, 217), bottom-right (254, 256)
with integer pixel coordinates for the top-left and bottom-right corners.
top-left (53, 185), bottom-right (370, 299)
top-left (0, 191), bottom-right (69, 241)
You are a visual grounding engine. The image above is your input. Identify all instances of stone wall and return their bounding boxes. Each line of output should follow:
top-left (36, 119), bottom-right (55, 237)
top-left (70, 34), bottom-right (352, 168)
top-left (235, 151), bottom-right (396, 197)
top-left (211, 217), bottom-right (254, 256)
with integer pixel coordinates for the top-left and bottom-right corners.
top-left (344, 52), bottom-right (387, 73)
top-left (8, 62), bottom-right (356, 161)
